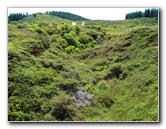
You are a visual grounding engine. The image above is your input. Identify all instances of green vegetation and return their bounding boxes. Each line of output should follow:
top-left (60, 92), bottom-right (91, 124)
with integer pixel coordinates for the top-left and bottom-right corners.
top-left (8, 13), bottom-right (158, 122)
top-left (8, 11), bottom-right (89, 24)
top-left (8, 13), bottom-right (28, 22)
top-left (8, 13), bottom-right (71, 24)
top-left (46, 11), bottom-right (89, 21)
top-left (125, 8), bottom-right (158, 19)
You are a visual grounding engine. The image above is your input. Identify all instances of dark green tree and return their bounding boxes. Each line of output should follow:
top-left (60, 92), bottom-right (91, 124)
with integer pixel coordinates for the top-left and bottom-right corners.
top-left (47, 11), bottom-right (89, 21)
top-left (144, 9), bottom-right (151, 17)
top-left (150, 8), bottom-right (158, 18)
top-left (8, 13), bottom-right (27, 21)
top-left (125, 8), bottom-right (158, 19)
top-left (34, 14), bottom-right (36, 17)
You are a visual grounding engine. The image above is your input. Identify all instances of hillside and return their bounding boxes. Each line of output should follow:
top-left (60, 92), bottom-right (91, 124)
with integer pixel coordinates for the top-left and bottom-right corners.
top-left (8, 17), bottom-right (158, 121)
top-left (8, 11), bottom-right (89, 24)
top-left (47, 11), bottom-right (89, 21)
top-left (8, 13), bottom-right (71, 24)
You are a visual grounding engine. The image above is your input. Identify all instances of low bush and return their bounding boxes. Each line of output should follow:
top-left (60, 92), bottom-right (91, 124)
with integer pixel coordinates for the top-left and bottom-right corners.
top-left (49, 93), bottom-right (82, 121)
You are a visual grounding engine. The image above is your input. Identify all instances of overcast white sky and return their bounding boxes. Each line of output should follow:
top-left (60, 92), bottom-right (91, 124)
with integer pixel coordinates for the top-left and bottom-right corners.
top-left (8, 8), bottom-right (148, 20)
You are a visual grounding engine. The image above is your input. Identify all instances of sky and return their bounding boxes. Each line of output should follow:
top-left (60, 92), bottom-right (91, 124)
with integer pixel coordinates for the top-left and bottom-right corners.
top-left (8, 8), bottom-right (147, 20)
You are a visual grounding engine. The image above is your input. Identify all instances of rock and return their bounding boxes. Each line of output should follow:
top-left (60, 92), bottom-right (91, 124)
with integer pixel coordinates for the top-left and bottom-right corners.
top-left (71, 88), bottom-right (93, 108)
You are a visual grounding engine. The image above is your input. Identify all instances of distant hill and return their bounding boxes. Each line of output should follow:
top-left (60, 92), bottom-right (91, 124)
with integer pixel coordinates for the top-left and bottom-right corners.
top-left (46, 11), bottom-right (89, 21)
top-left (8, 13), bottom-right (72, 24)
top-left (8, 11), bottom-right (89, 24)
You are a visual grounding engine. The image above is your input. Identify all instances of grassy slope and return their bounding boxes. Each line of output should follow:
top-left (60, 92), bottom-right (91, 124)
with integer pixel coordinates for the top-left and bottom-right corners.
top-left (8, 18), bottom-right (158, 121)
top-left (9, 13), bottom-right (71, 24)
top-left (85, 18), bottom-right (158, 27)
top-left (75, 26), bottom-right (158, 121)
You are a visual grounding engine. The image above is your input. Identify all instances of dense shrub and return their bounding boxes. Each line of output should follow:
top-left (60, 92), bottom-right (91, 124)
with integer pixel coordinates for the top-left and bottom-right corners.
top-left (85, 83), bottom-right (95, 94)
top-left (50, 34), bottom-right (68, 49)
top-left (49, 93), bottom-right (82, 121)
top-left (105, 64), bottom-right (123, 79)
top-left (17, 23), bottom-right (27, 29)
top-left (88, 30), bottom-right (99, 40)
top-left (57, 78), bottom-right (78, 94)
top-left (63, 31), bottom-right (81, 47)
top-left (96, 80), bottom-right (109, 90)
top-left (38, 21), bottom-right (49, 27)
top-left (78, 32), bottom-right (93, 44)
top-left (65, 46), bottom-right (76, 54)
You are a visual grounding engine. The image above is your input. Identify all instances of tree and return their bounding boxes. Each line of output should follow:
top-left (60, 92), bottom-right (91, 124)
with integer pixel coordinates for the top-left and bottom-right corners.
top-left (144, 9), bottom-right (151, 17)
top-left (26, 12), bottom-right (28, 16)
top-left (150, 8), bottom-right (158, 18)
top-left (34, 14), bottom-right (36, 17)
top-left (137, 11), bottom-right (143, 18)
top-left (8, 13), bottom-right (27, 21)
top-left (125, 8), bottom-right (158, 19)
top-left (47, 11), bottom-right (89, 21)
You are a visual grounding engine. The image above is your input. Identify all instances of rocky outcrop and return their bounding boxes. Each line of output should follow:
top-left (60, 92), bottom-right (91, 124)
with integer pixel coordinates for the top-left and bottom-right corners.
top-left (71, 88), bottom-right (93, 108)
